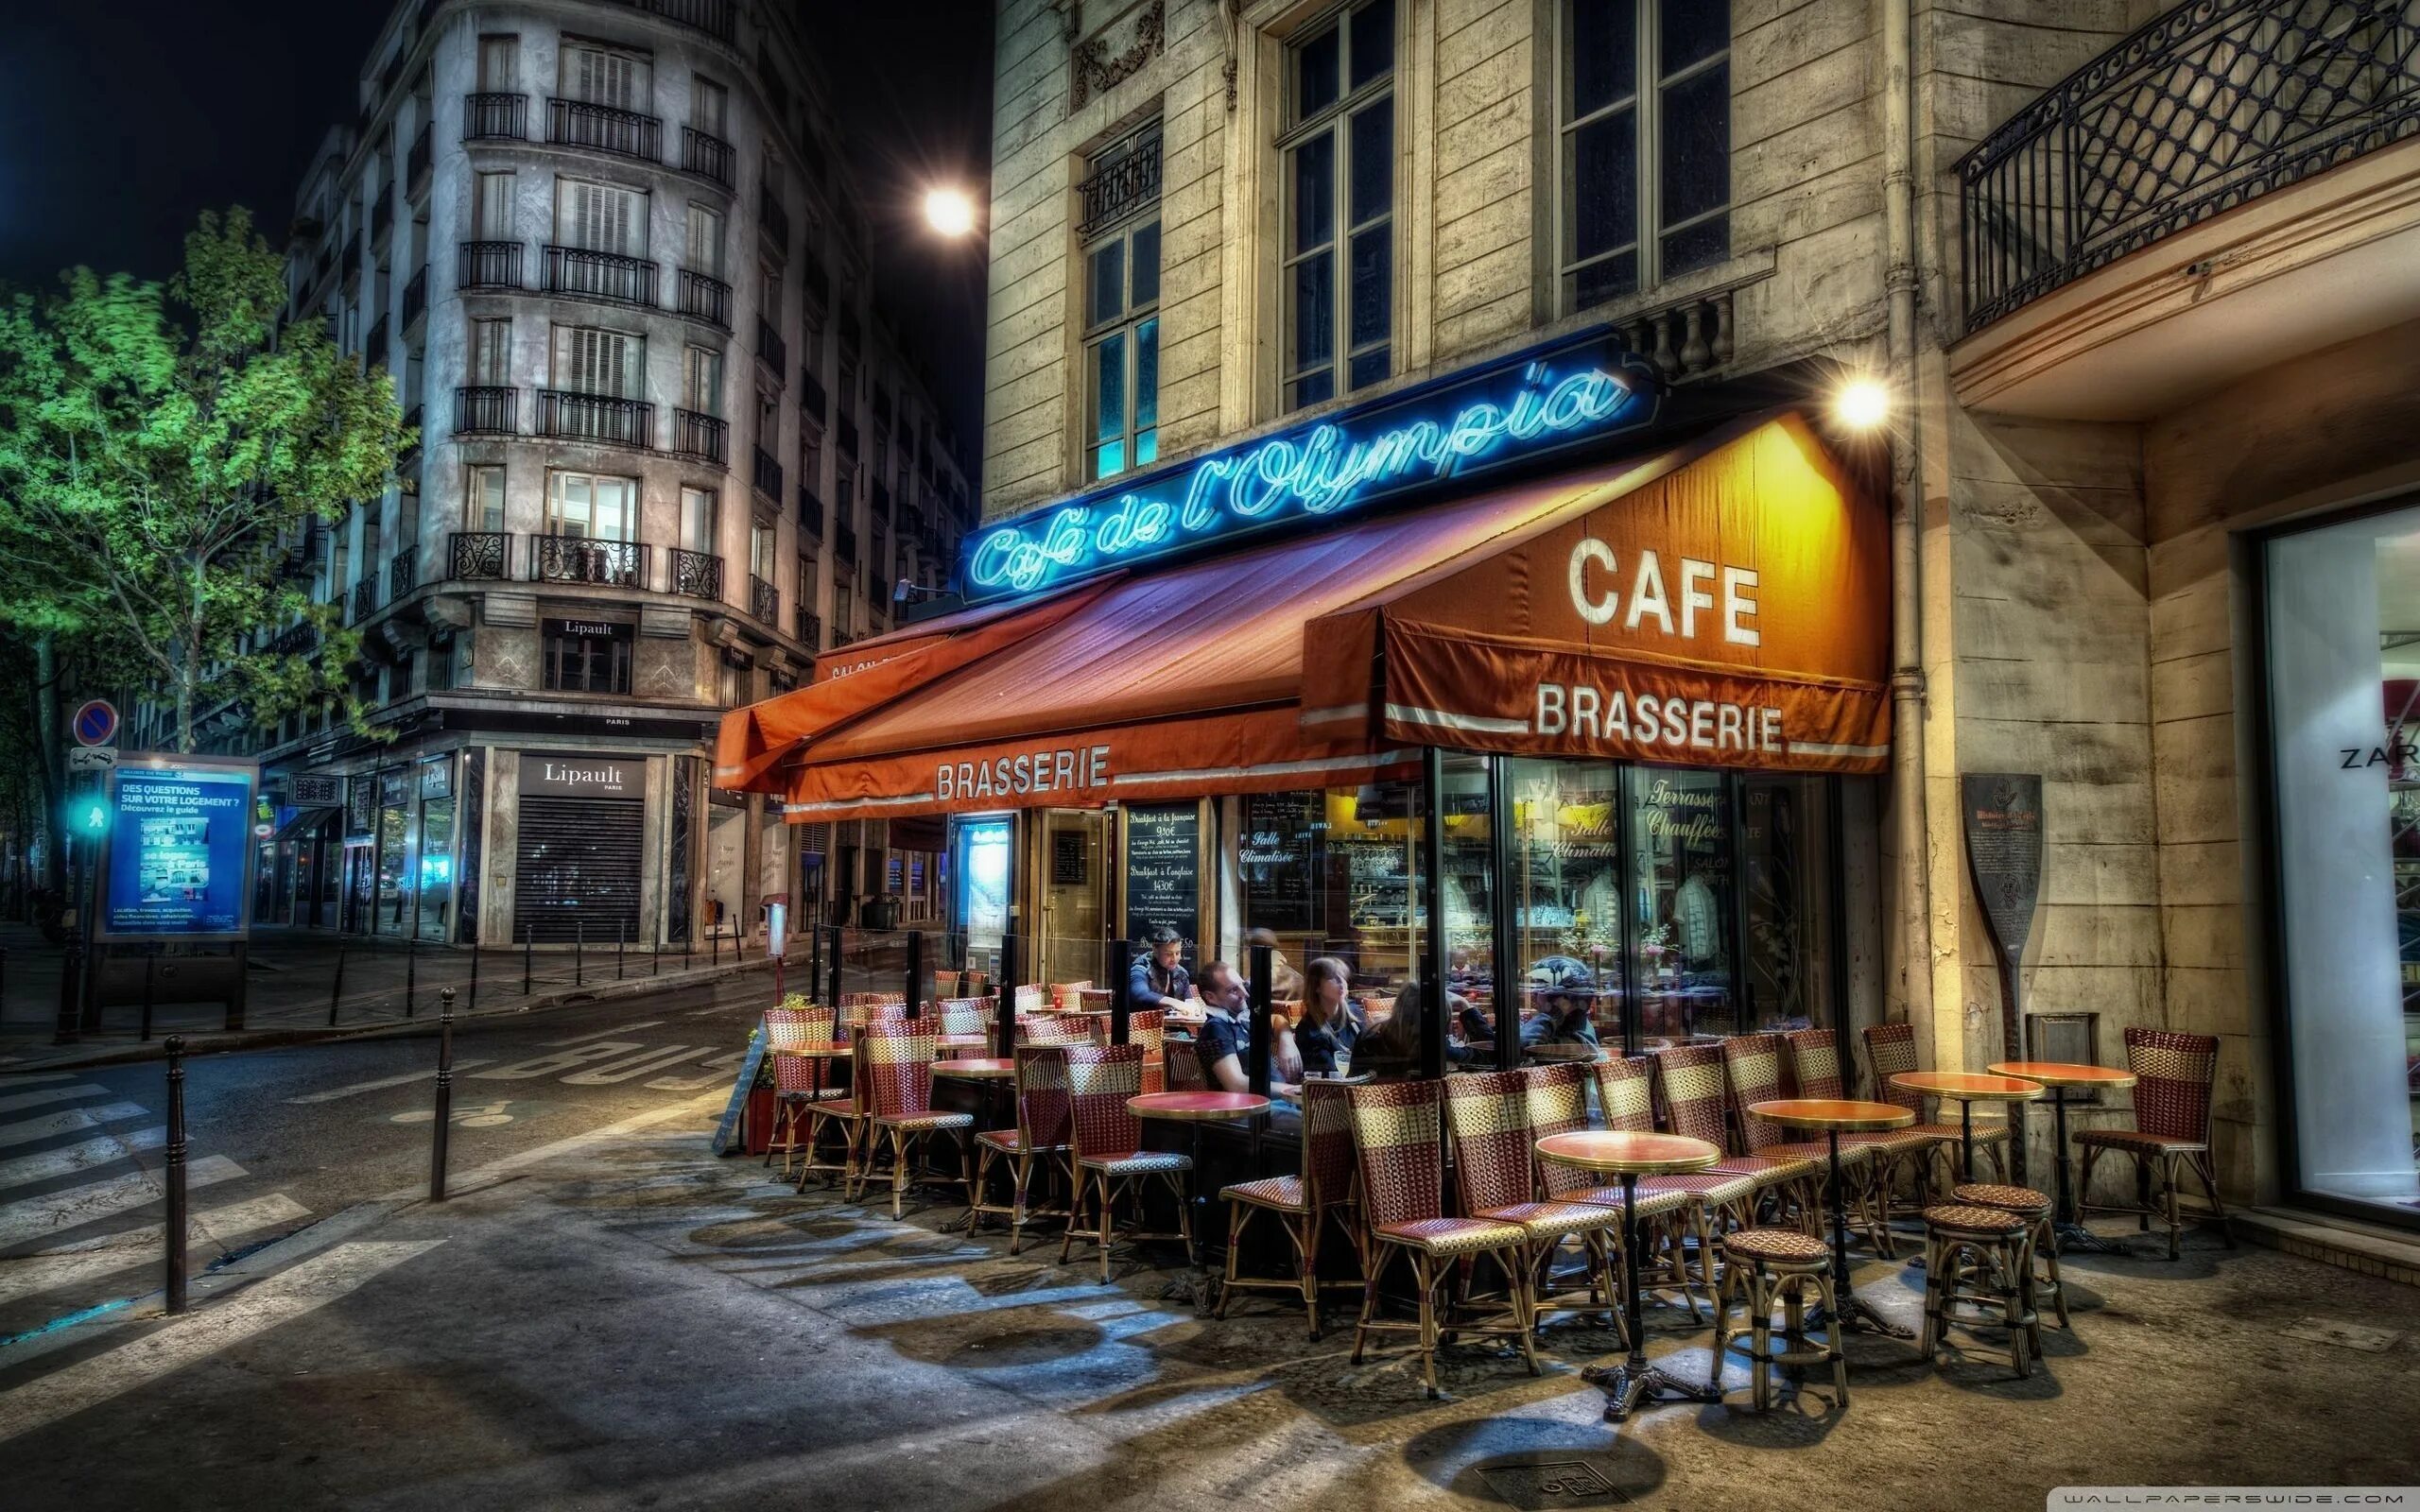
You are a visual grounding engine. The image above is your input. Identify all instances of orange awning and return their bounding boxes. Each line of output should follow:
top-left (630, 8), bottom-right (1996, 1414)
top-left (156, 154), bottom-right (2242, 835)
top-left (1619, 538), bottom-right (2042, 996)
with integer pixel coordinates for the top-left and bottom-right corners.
top-left (751, 412), bottom-right (1891, 821)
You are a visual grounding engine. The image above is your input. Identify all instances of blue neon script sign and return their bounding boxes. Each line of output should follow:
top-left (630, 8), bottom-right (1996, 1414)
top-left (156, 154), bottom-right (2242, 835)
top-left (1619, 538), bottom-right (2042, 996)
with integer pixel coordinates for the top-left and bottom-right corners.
top-left (961, 329), bottom-right (1661, 603)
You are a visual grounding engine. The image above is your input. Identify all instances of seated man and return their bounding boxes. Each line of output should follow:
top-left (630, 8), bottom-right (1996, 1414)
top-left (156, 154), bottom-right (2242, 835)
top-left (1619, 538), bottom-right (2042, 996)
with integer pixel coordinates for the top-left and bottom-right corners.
top-left (1192, 958), bottom-right (1254, 1095)
top-left (1127, 926), bottom-right (1191, 1011)
top-left (1242, 927), bottom-right (1305, 1002)
top-left (1521, 974), bottom-right (1603, 1052)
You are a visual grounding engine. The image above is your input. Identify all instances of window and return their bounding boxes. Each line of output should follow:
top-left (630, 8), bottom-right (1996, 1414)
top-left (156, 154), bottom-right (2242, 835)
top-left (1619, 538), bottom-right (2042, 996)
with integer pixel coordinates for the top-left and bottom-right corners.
top-left (561, 42), bottom-right (650, 111)
top-left (473, 172), bottom-right (515, 238)
top-left (468, 465), bottom-right (506, 532)
top-left (833, 576), bottom-right (854, 637)
top-left (685, 202), bottom-right (724, 278)
top-left (468, 318), bottom-right (510, 386)
top-left (693, 77), bottom-right (728, 135)
top-left (1282, 0), bottom-right (1394, 409)
top-left (1080, 126), bottom-right (1162, 479)
top-left (544, 470), bottom-right (637, 541)
top-left (760, 262), bottom-right (781, 323)
top-left (555, 180), bottom-right (647, 256)
top-left (752, 518), bottom-right (777, 580)
top-left (683, 345), bottom-right (723, 415)
top-left (550, 325), bottom-right (642, 397)
top-left (477, 35), bottom-right (519, 92)
top-left (544, 622), bottom-right (632, 694)
top-left (681, 485), bottom-right (718, 553)
top-left (1556, 0), bottom-right (1731, 310)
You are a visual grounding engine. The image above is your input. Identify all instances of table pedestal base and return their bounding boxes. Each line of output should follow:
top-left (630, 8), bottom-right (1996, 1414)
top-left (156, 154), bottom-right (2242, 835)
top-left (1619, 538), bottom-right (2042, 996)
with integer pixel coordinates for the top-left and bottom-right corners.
top-left (2049, 1221), bottom-right (2135, 1257)
top-left (1806, 1294), bottom-right (1914, 1339)
top-left (1582, 1359), bottom-right (1720, 1422)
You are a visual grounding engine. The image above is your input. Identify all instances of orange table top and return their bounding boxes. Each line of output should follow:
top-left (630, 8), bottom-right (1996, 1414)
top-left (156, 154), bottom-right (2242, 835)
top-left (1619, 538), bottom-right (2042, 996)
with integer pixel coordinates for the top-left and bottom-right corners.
top-left (1535, 1130), bottom-right (1721, 1176)
top-left (1129, 1091), bottom-right (1270, 1121)
top-left (1890, 1071), bottom-right (2045, 1103)
top-left (1747, 1097), bottom-right (1915, 1132)
top-left (771, 1043), bottom-right (850, 1059)
top-left (1990, 1060), bottom-right (2137, 1090)
top-left (936, 1033), bottom-right (993, 1049)
top-left (932, 1057), bottom-right (1014, 1079)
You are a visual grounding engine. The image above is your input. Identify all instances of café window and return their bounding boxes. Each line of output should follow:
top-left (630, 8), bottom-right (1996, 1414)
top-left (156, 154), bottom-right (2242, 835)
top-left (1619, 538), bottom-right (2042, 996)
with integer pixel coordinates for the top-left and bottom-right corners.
top-left (1281, 0), bottom-right (1394, 409)
top-left (1555, 0), bottom-right (1732, 312)
top-left (543, 617), bottom-right (632, 694)
top-left (2262, 499), bottom-right (2420, 1219)
top-left (1080, 123), bottom-right (1161, 481)
top-left (544, 469), bottom-right (637, 541)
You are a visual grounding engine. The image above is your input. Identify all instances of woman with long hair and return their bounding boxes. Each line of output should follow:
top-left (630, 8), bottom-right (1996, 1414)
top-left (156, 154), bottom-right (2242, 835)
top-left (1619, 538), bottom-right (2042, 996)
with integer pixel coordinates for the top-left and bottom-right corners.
top-left (1354, 980), bottom-right (1475, 1080)
top-left (1273, 956), bottom-right (1359, 1096)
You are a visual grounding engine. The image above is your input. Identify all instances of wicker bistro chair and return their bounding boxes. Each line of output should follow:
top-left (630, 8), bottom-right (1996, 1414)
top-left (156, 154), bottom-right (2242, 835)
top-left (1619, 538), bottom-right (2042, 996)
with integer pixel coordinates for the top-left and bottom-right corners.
top-left (764, 1006), bottom-right (843, 1177)
top-left (1345, 1080), bottom-right (1537, 1398)
top-left (1782, 1027), bottom-right (1933, 1256)
top-left (1720, 1034), bottom-right (1871, 1233)
top-left (1862, 1022), bottom-right (2009, 1188)
top-left (1164, 1039), bottom-right (1208, 1091)
top-left (840, 999), bottom-right (910, 1033)
top-left (800, 1043), bottom-right (873, 1193)
top-left (1584, 1057), bottom-right (1744, 1315)
top-left (970, 1046), bottom-right (1076, 1254)
top-left (2076, 1028), bottom-right (2231, 1260)
top-left (936, 998), bottom-right (991, 1038)
top-left (1217, 1078), bottom-right (1362, 1336)
top-left (1127, 1009), bottom-right (1167, 1093)
top-left (1442, 1071), bottom-right (1626, 1339)
top-left (1653, 1044), bottom-right (1823, 1226)
top-left (850, 1022), bottom-right (976, 1220)
top-left (1059, 1044), bottom-right (1194, 1281)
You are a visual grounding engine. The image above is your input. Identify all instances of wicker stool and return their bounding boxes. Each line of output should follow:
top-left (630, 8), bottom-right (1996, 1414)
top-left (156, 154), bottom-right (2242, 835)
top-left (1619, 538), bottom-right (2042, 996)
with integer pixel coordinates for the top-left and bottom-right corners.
top-left (1709, 1227), bottom-right (1847, 1411)
top-left (1953, 1181), bottom-right (2067, 1329)
top-left (1920, 1202), bottom-right (2039, 1378)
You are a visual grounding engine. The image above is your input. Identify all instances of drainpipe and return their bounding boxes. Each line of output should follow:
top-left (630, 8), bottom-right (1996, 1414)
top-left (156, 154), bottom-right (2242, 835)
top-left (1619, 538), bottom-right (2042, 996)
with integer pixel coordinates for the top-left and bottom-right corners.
top-left (1883, 0), bottom-right (1933, 1029)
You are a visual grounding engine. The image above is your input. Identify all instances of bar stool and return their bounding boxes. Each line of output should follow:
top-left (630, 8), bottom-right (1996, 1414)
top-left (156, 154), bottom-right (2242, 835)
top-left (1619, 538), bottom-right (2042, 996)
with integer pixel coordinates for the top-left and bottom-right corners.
top-left (1709, 1227), bottom-right (1847, 1411)
top-left (1952, 1181), bottom-right (2067, 1328)
top-left (1918, 1202), bottom-right (2039, 1378)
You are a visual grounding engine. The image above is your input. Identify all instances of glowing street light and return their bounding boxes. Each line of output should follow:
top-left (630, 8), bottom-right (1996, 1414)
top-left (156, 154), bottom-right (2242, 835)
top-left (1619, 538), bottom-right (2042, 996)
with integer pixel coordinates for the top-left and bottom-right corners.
top-left (923, 186), bottom-right (977, 238)
top-left (1834, 376), bottom-right (1891, 430)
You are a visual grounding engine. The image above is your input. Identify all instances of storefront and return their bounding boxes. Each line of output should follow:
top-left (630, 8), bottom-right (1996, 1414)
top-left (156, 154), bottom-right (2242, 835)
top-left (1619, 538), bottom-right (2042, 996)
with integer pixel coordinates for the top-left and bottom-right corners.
top-left (513, 752), bottom-right (646, 945)
top-left (718, 335), bottom-right (1893, 1055)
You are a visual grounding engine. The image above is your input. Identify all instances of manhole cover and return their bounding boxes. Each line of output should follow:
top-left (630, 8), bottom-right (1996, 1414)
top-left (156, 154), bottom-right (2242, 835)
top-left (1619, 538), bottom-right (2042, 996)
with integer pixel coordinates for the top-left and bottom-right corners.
top-left (2280, 1316), bottom-right (2401, 1352)
top-left (1472, 1460), bottom-right (1629, 1508)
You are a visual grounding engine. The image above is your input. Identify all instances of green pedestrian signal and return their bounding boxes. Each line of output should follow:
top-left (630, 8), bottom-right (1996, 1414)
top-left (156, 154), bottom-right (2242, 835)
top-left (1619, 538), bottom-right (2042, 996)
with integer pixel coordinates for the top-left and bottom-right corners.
top-left (70, 794), bottom-right (111, 834)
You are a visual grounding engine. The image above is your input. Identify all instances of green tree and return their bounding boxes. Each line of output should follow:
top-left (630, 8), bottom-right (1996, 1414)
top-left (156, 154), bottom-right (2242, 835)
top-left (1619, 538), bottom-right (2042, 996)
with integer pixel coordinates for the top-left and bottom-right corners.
top-left (0, 208), bottom-right (409, 753)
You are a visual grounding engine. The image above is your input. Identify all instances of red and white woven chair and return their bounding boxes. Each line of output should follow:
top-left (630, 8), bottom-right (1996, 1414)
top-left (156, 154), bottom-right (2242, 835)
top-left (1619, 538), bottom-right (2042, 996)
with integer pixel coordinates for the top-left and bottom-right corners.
top-left (1059, 1044), bottom-right (1193, 1281)
top-left (1862, 1022), bottom-right (2010, 1188)
top-left (970, 1045), bottom-right (1076, 1254)
top-left (1583, 1056), bottom-right (1740, 1316)
top-left (1720, 1034), bottom-right (1860, 1233)
top-left (850, 1021), bottom-right (974, 1220)
top-left (1782, 1026), bottom-right (1929, 1256)
top-left (1443, 1069), bottom-right (1626, 1340)
top-left (2077, 1028), bottom-right (2229, 1259)
top-left (1653, 1042), bottom-right (1820, 1227)
top-left (1217, 1077), bottom-right (1361, 1336)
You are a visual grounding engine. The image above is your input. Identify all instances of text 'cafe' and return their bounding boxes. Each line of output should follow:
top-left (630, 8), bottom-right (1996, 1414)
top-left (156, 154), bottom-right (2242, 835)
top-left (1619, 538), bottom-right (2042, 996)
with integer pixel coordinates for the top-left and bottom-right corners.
top-left (717, 328), bottom-right (1894, 1048)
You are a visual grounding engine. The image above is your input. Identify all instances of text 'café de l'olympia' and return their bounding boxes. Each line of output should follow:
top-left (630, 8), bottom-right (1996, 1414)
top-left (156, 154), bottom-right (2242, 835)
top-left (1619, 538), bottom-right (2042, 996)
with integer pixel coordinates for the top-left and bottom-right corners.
top-left (716, 325), bottom-right (1893, 1051)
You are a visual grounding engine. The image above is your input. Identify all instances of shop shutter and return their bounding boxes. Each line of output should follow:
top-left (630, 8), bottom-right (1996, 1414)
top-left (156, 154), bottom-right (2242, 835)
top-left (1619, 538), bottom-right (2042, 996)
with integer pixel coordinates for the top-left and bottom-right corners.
top-left (512, 794), bottom-right (644, 944)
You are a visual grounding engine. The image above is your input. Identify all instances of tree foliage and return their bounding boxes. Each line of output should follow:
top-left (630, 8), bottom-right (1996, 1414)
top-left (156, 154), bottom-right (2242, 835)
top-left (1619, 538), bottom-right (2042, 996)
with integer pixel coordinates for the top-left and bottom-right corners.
top-left (0, 208), bottom-right (410, 752)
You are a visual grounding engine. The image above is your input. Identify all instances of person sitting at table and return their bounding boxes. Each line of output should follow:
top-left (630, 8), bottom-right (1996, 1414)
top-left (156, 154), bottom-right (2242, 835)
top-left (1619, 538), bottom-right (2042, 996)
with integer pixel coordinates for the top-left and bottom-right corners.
top-left (1521, 971), bottom-right (1602, 1052)
top-left (1192, 958), bottom-right (1255, 1095)
top-left (1355, 982), bottom-right (1477, 1080)
top-left (1457, 993), bottom-right (1504, 1047)
top-left (1271, 956), bottom-right (1359, 1098)
top-left (1128, 926), bottom-right (1191, 1011)
top-left (1243, 927), bottom-right (1305, 1001)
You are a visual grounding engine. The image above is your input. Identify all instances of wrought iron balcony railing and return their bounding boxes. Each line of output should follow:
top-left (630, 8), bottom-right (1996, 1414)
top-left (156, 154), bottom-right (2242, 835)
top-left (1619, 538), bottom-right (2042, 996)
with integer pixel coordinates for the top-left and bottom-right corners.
top-left (683, 126), bottom-right (735, 187)
top-left (389, 549), bottom-right (417, 601)
top-left (536, 390), bottom-right (653, 448)
top-left (547, 98), bottom-right (662, 162)
top-left (544, 245), bottom-right (657, 307)
top-left (407, 120), bottom-right (432, 187)
top-left (402, 266), bottom-right (428, 329)
top-left (750, 573), bottom-right (779, 624)
top-left (449, 531), bottom-right (512, 581)
top-left (668, 546), bottom-right (725, 599)
top-left (752, 444), bottom-right (784, 499)
top-left (352, 576), bottom-right (378, 622)
top-left (464, 92), bottom-right (527, 142)
top-left (677, 268), bottom-right (731, 329)
top-left (756, 316), bottom-right (786, 375)
top-left (1959, 0), bottom-right (2420, 333)
top-left (611, 0), bottom-right (736, 43)
top-left (801, 369), bottom-right (827, 421)
top-left (458, 239), bottom-right (523, 290)
top-left (362, 315), bottom-right (389, 365)
top-left (533, 535), bottom-right (647, 588)
top-left (454, 386), bottom-right (518, 436)
top-left (372, 194), bottom-right (394, 246)
top-left (794, 607), bottom-right (821, 648)
top-left (672, 408), bottom-right (729, 464)
top-left (798, 485), bottom-right (823, 539)
top-left (759, 185), bottom-right (790, 250)
top-left (835, 520), bottom-right (857, 563)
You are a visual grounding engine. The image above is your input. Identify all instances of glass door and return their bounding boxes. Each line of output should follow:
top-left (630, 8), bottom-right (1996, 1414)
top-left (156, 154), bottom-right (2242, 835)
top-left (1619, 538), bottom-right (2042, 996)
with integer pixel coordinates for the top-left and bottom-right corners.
top-left (1627, 765), bottom-right (1736, 1042)
top-left (1033, 809), bottom-right (1109, 989)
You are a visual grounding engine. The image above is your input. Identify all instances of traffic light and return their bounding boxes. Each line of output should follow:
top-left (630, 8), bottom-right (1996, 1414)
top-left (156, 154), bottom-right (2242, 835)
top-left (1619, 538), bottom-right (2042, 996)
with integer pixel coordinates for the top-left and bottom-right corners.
top-left (68, 792), bottom-right (111, 836)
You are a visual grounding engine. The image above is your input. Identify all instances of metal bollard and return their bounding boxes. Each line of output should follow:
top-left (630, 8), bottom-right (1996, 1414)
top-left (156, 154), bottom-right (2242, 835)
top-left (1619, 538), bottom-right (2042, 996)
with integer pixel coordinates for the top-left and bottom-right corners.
top-left (574, 918), bottom-right (584, 988)
top-left (523, 922), bottom-right (533, 996)
top-left (406, 932), bottom-right (420, 1018)
top-left (467, 940), bottom-right (481, 1014)
top-left (327, 935), bottom-right (349, 1028)
top-left (651, 924), bottom-right (660, 977)
top-left (430, 988), bottom-right (456, 1201)
top-left (164, 1036), bottom-right (189, 1313)
top-left (616, 919), bottom-right (626, 981)
top-left (54, 930), bottom-right (81, 1045)
top-left (140, 947), bottom-right (158, 1042)
top-left (712, 921), bottom-right (722, 968)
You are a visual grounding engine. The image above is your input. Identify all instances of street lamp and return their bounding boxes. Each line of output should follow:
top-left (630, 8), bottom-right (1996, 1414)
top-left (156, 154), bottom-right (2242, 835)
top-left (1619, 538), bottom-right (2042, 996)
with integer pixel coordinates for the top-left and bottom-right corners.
top-left (1834, 376), bottom-right (1891, 430)
top-left (923, 186), bottom-right (977, 238)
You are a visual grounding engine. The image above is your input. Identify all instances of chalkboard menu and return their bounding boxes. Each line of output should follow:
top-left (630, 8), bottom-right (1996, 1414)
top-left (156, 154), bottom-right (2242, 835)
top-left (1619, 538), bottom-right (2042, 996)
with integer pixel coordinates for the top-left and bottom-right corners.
top-left (1240, 791), bottom-right (1320, 933)
top-left (1123, 802), bottom-right (1201, 949)
top-left (1335, 833), bottom-right (1411, 930)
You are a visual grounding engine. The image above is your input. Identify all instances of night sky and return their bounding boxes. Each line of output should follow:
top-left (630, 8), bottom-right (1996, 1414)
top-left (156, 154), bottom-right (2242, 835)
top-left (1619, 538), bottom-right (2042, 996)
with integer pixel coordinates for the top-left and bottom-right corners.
top-left (0, 0), bottom-right (995, 458)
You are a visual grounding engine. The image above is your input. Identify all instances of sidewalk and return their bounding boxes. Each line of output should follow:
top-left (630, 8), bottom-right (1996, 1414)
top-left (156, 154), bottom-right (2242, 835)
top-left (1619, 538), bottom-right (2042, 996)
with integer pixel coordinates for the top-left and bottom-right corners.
top-left (9, 1101), bottom-right (2418, 1508)
top-left (0, 921), bottom-right (783, 1072)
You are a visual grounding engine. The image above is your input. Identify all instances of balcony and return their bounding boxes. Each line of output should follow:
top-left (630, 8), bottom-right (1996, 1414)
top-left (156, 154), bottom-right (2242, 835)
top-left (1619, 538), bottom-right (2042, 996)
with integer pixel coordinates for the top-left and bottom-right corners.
top-left (668, 546), bottom-right (725, 600)
top-left (682, 126), bottom-right (735, 188)
top-left (402, 266), bottom-right (428, 329)
top-left (271, 621), bottom-right (320, 658)
top-left (407, 121), bottom-right (432, 189)
top-left (616, 0), bottom-right (736, 43)
top-left (798, 485), bottom-right (823, 539)
top-left (677, 268), bottom-right (731, 329)
top-left (449, 531), bottom-right (513, 580)
top-left (458, 240), bottom-right (523, 290)
top-left (548, 98), bottom-right (662, 163)
top-left (794, 607), bottom-right (821, 648)
top-left (837, 412), bottom-right (858, 457)
top-left (363, 315), bottom-right (389, 365)
top-left (1953, 0), bottom-right (2420, 419)
top-left (759, 185), bottom-right (790, 252)
top-left (752, 444), bottom-right (783, 499)
top-left (389, 549), bottom-right (417, 602)
top-left (835, 520), bottom-right (857, 564)
top-left (341, 229), bottom-right (361, 274)
top-left (544, 245), bottom-right (657, 307)
top-left (672, 408), bottom-right (729, 464)
top-left (802, 249), bottom-right (830, 310)
top-left (372, 194), bottom-right (394, 246)
top-left (352, 576), bottom-right (378, 623)
top-left (533, 535), bottom-right (647, 589)
top-left (750, 573), bottom-right (779, 624)
top-left (464, 92), bottom-right (526, 141)
top-left (454, 386), bottom-right (518, 436)
top-left (802, 369), bottom-right (827, 421)
top-left (756, 315), bottom-right (786, 375)
top-left (536, 390), bottom-right (652, 448)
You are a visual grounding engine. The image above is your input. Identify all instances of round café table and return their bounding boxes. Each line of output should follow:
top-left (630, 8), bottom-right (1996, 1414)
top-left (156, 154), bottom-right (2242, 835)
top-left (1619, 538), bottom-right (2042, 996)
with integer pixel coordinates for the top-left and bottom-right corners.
top-left (1131, 1091), bottom-right (1270, 1310)
top-left (1535, 1130), bottom-right (1724, 1422)
top-left (932, 1057), bottom-right (1014, 1080)
top-left (772, 1042), bottom-right (850, 1098)
top-left (1745, 1099), bottom-right (1917, 1339)
top-left (1889, 1072), bottom-right (2043, 1181)
top-left (1991, 1060), bottom-right (2138, 1254)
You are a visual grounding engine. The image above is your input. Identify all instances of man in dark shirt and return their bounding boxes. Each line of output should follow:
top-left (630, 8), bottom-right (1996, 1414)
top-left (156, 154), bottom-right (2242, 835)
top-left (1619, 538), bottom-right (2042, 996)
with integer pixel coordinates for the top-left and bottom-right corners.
top-left (1192, 959), bottom-right (1253, 1094)
top-left (1128, 927), bottom-right (1191, 1010)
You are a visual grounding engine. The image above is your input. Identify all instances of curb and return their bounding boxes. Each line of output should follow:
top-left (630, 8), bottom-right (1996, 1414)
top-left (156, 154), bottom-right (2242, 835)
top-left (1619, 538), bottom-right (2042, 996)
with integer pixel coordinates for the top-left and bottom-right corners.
top-left (0, 956), bottom-right (778, 1073)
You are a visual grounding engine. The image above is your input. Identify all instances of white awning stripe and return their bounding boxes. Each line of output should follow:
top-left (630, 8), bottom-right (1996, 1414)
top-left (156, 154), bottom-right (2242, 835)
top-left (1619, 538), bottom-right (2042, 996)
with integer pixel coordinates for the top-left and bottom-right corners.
top-left (1110, 749), bottom-right (1422, 788)
top-left (1787, 740), bottom-right (1890, 759)
top-left (1382, 702), bottom-right (1533, 736)
top-left (783, 792), bottom-right (940, 816)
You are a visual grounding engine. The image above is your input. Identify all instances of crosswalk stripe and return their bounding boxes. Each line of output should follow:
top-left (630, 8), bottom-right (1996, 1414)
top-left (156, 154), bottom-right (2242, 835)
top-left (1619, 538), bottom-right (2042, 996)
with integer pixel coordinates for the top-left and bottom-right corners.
top-left (0, 1074), bottom-right (78, 1087)
top-left (0, 1104), bottom-right (149, 1149)
top-left (0, 1240), bottom-right (444, 1443)
top-left (0, 1085), bottom-right (115, 1117)
top-left (0, 1194), bottom-right (312, 1307)
top-left (544, 1021), bottom-right (663, 1045)
top-left (0, 1156), bottom-right (243, 1249)
top-left (285, 1060), bottom-right (495, 1105)
top-left (0, 1128), bottom-right (167, 1189)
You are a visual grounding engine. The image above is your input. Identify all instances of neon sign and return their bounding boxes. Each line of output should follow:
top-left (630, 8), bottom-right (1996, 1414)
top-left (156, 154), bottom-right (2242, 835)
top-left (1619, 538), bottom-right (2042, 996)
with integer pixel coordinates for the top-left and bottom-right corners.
top-left (960, 328), bottom-right (1661, 603)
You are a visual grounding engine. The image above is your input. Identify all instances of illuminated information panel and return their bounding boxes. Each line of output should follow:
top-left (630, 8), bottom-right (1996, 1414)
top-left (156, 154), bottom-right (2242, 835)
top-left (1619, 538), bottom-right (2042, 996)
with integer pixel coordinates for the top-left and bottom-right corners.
top-left (104, 760), bottom-right (257, 938)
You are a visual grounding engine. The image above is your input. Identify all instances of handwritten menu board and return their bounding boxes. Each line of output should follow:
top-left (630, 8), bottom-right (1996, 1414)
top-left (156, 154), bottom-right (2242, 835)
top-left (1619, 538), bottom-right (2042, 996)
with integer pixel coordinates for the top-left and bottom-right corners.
top-left (1240, 791), bottom-right (1319, 933)
top-left (1336, 833), bottom-right (1411, 930)
top-left (1123, 802), bottom-right (1201, 952)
